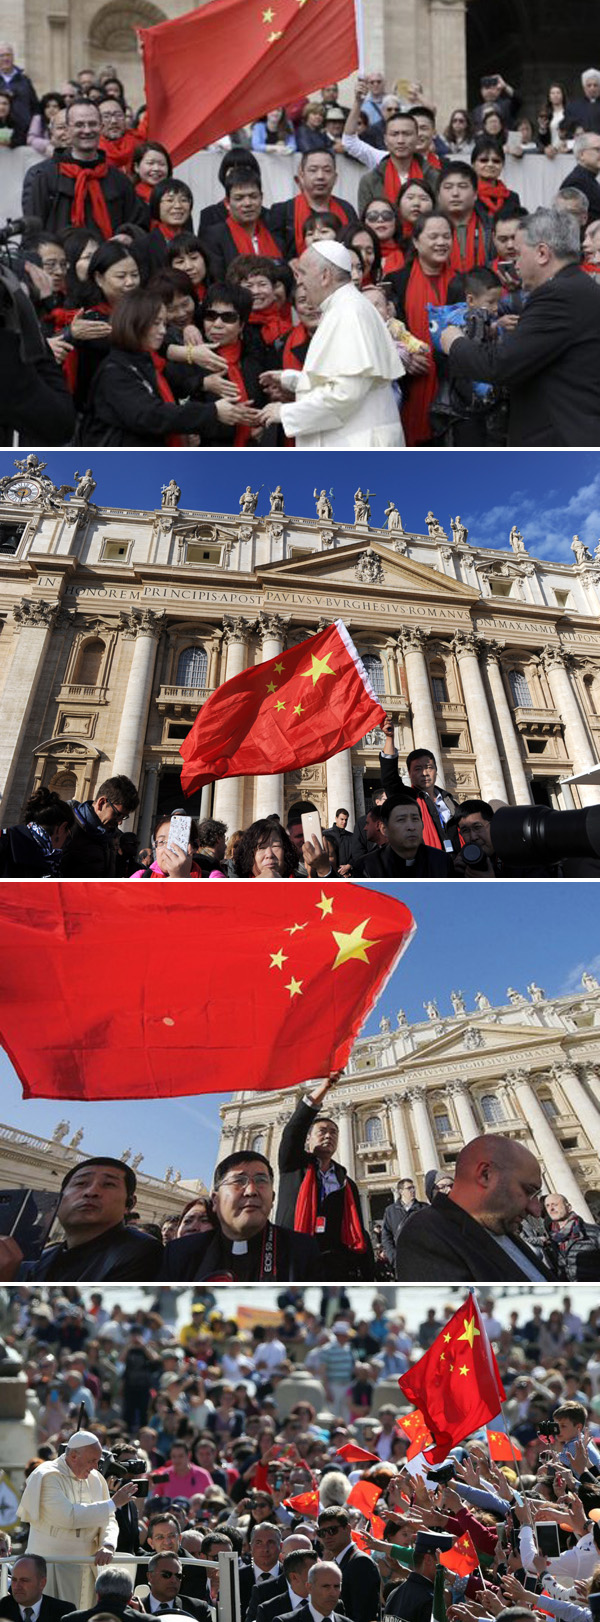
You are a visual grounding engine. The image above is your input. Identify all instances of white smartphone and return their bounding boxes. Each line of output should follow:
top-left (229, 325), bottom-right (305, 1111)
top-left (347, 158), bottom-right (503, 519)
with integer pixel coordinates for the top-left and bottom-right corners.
top-left (301, 810), bottom-right (323, 847)
top-left (167, 814), bottom-right (192, 853)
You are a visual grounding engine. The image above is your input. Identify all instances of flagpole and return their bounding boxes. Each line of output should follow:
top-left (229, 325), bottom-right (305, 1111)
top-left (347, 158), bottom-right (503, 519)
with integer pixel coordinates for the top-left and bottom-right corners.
top-left (499, 1401), bottom-right (525, 1486)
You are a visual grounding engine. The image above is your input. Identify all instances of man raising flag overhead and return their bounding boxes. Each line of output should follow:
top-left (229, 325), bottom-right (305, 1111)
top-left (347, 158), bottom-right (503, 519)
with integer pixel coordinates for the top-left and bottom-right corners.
top-left (179, 619), bottom-right (386, 797)
top-left (139, 0), bottom-right (360, 165)
top-left (398, 1293), bottom-right (506, 1463)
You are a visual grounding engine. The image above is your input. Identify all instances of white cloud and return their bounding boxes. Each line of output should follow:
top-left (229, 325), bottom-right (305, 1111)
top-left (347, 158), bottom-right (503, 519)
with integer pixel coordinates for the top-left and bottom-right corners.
top-left (463, 469), bottom-right (600, 562)
top-left (560, 954), bottom-right (600, 994)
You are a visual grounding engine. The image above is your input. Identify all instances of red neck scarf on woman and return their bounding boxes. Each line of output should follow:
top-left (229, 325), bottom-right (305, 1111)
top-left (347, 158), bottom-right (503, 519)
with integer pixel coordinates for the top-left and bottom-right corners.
top-left (282, 322), bottom-right (310, 370)
top-left (149, 351), bottom-right (184, 446)
top-left (135, 178), bottom-right (153, 203)
top-left (293, 191), bottom-right (350, 255)
top-left (402, 255), bottom-right (450, 445)
top-left (225, 210), bottom-right (281, 259)
top-left (449, 212), bottom-right (487, 272)
top-left (477, 177), bottom-right (511, 215)
top-left (294, 1164), bottom-right (367, 1252)
top-left (151, 219), bottom-right (180, 241)
top-left (248, 301), bottom-right (292, 346)
top-left (58, 157), bottom-right (113, 237)
top-left (384, 155), bottom-right (423, 207)
top-left (218, 340), bottom-right (251, 446)
top-left (380, 237), bottom-right (405, 273)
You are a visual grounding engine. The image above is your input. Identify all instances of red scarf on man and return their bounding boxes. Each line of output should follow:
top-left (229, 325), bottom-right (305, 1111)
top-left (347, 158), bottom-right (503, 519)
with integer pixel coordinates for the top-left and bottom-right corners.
top-left (384, 155), bottom-right (423, 207)
top-left (226, 211), bottom-right (281, 259)
top-left (149, 351), bottom-right (185, 446)
top-left (294, 1164), bottom-right (367, 1252)
top-left (477, 177), bottom-right (511, 215)
top-left (417, 795), bottom-right (443, 850)
top-left (402, 256), bottom-right (450, 445)
top-left (248, 301), bottom-right (293, 346)
top-left (99, 130), bottom-right (138, 174)
top-left (449, 213), bottom-right (487, 272)
top-left (380, 238), bottom-right (405, 274)
top-left (293, 192), bottom-right (350, 255)
top-left (217, 340), bottom-right (252, 446)
top-left (58, 158), bottom-right (113, 237)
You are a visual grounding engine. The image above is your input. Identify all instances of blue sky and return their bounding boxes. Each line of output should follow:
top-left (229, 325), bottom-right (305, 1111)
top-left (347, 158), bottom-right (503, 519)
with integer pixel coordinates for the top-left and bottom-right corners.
top-left (0, 882), bottom-right (596, 1187)
top-left (4, 449), bottom-right (600, 565)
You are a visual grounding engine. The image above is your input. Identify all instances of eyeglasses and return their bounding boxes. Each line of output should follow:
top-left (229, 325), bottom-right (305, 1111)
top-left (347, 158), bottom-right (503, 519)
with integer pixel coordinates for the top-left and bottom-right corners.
top-left (105, 798), bottom-right (128, 822)
top-left (203, 309), bottom-right (239, 323)
top-left (217, 1173), bottom-right (272, 1192)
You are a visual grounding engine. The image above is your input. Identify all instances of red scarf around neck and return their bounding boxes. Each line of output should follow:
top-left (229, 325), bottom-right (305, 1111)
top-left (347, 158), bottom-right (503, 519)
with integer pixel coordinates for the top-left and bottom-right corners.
top-left (226, 210), bottom-right (281, 259)
top-left (402, 256), bottom-right (450, 445)
top-left (477, 177), bottom-right (511, 215)
top-left (151, 219), bottom-right (180, 241)
top-left (248, 301), bottom-right (292, 346)
top-left (282, 323), bottom-right (310, 370)
top-left (294, 1164), bottom-right (367, 1252)
top-left (135, 178), bottom-right (153, 203)
top-left (149, 351), bottom-right (184, 446)
top-left (293, 191), bottom-right (350, 255)
top-left (218, 339), bottom-right (251, 445)
top-left (58, 157), bottom-right (113, 237)
top-left (99, 130), bottom-right (137, 174)
top-left (380, 238), bottom-right (405, 274)
top-left (449, 212), bottom-right (487, 272)
top-left (417, 794), bottom-right (443, 850)
top-left (384, 155), bottom-right (423, 207)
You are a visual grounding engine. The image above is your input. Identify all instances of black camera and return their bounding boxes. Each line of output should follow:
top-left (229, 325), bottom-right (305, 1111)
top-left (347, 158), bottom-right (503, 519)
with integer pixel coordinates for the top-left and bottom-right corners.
top-left (460, 840), bottom-right (490, 871)
top-left (536, 1421), bottom-right (559, 1439)
top-left (99, 1449), bottom-right (148, 1485)
top-left (492, 804), bottom-right (600, 867)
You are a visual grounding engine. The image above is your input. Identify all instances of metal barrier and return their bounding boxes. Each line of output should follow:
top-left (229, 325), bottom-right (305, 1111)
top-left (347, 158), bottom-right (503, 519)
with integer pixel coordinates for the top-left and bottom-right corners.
top-left (0, 1553), bottom-right (241, 1622)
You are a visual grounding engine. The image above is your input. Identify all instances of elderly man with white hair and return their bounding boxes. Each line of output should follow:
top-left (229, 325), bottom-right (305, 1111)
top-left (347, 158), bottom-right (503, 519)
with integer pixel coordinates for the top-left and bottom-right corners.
top-left (566, 69), bottom-right (600, 134)
top-left (259, 241), bottom-right (404, 447)
top-left (17, 1432), bottom-right (139, 1610)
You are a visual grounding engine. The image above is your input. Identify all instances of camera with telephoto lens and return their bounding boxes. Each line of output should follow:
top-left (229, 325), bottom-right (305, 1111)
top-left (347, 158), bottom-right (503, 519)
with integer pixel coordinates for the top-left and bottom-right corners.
top-left (460, 840), bottom-right (490, 871)
top-left (491, 803), bottom-right (600, 867)
top-left (99, 1449), bottom-right (150, 1495)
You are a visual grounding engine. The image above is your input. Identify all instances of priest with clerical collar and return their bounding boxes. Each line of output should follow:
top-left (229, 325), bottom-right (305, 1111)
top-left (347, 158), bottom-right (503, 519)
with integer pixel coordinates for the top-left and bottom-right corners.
top-left (162, 1151), bottom-right (319, 1282)
top-left (17, 1433), bottom-right (139, 1609)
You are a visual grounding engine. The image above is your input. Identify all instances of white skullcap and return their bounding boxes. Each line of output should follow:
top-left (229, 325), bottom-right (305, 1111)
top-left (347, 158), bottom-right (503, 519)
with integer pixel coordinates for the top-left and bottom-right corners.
top-left (311, 240), bottom-right (354, 274)
top-left (66, 1430), bottom-right (101, 1450)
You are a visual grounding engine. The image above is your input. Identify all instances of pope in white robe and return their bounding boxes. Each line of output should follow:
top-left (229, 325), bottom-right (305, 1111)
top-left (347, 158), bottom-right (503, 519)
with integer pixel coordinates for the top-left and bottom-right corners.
top-left (260, 241), bottom-right (405, 448)
top-left (17, 1432), bottom-right (134, 1609)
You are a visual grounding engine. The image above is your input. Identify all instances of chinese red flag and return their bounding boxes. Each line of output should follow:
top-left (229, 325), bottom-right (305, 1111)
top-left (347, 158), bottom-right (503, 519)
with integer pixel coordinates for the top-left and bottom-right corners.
top-left (139, 0), bottom-right (359, 165)
top-left (397, 1410), bottom-right (434, 1459)
top-left (335, 1443), bottom-right (380, 1464)
top-left (486, 1428), bottom-right (522, 1464)
top-left (346, 1479), bottom-right (382, 1519)
top-left (439, 1532), bottom-right (479, 1578)
top-left (398, 1295), bottom-right (505, 1463)
top-left (285, 1490), bottom-right (320, 1516)
top-left (0, 884), bottom-right (415, 1102)
top-left (179, 619), bottom-right (385, 796)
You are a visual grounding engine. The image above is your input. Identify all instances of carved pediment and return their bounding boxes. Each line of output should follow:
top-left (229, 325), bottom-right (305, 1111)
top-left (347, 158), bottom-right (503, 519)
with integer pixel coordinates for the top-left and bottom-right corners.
top-left (256, 540), bottom-right (479, 601)
top-left (400, 1020), bottom-right (564, 1069)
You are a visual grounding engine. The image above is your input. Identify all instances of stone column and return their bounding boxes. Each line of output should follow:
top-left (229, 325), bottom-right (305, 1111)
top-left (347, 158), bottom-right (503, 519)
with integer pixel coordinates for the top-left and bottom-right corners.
top-left (427, 0), bottom-right (468, 125)
top-left (405, 1086), bottom-right (439, 1172)
top-left (397, 626), bottom-right (445, 786)
top-left (383, 638), bottom-right (399, 695)
top-left (139, 763), bottom-right (160, 848)
top-left (481, 642), bottom-right (531, 805)
top-left (255, 614), bottom-right (286, 821)
top-left (448, 1079), bottom-right (480, 1145)
top-left (206, 634), bottom-right (222, 689)
top-left (452, 632), bottom-right (509, 801)
top-left (0, 598), bottom-right (60, 821)
top-left (333, 1101), bottom-right (355, 1179)
top-left (541, 649), bottom-right (600, 807)
top-left (213, 618), bottom-right (253, 828)
top-left (581, 1067), bottom-right (600, 1107)
top-left (390, 1097), bottom-right (414, 1179)
top-left (111, 611), bottom-right (165, 799)
top-left (353, 766), bottom-right (366, 820)
top-left (326, 748), bottom-right (355, 825)
top-left (506, 1069), bottom-right (593, 1216)
top-left (199, 784), bottom-right (212, 820)
top-left (552, 1064), bottom-right (600, 1151)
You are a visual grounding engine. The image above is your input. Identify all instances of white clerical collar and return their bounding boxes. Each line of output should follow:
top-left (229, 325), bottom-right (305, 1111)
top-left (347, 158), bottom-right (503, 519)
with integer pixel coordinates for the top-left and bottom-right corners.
top-left (231, 1240), bottom-right (248, 1254)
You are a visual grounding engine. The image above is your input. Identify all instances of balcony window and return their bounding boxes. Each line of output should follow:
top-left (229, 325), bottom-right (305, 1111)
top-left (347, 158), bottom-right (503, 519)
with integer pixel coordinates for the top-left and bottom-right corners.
top-left (365, 1115), bottom-right (384, 1144)
top-left (508, 669), bottom-right (533, 707)
top-left (363, 654), bottom-right (385, 696)
top-left (432, 675), bottom-right (448, 704)
top-left (176, 646), bottom-right (208, 686)
top-left (480, 1093), bottom-right (505, 1124)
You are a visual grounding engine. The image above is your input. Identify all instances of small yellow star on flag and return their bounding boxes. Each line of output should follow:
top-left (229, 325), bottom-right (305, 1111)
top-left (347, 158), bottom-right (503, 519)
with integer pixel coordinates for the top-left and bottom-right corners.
top-left (269, 949), bottom-right (287, 970)
top-left (293, 702), bottom-right (304, 716)
top-left (285, 922), bottom-right (308, 935)
top-left (266, 680), bottom-right (277, 693)
top-left (268, 29), bottom-right (282, 40)
top-left (301, 650), bottom-right (335, 685)
top-left (331, 918), bottom-right (381, 971)
top-left (286, 976), bottom-right (303, 998)
top-left (444, 1333), bottom-right (451, 1343)
top-left (262, 5), bottom-right (275, 17)
top-left (275, 699), bottom-right (286, 711)
top-left (440, 1352), bottom-right (445, 1361)
top-left (457, 1316), bottom-right (481, 1348)
top-left (316, 891), bottom-right (334, 918)
top-left (274, 660), bottom-right (284, 672)
top-left (459, 1364), bottom-right (469, 1376)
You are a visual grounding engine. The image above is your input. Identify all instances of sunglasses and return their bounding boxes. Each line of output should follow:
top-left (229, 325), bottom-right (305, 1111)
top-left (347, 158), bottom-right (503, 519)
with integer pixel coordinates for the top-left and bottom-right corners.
top-left (203, 309), bottom-right (239, 323)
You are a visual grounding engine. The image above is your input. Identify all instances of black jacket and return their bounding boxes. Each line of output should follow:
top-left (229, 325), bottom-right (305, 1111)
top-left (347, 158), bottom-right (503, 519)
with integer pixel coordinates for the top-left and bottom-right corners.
top-left (0, 824), bottom-right (59, 878)
top-left (203, 216), bottom-right (284, 278)
top-left (565, 97), bottom-right (600, 133)
top-left (545, 1219), bottom-right (600, 1282)
top-left (383, 1571), bottom-right (434, 1622)
top-left (395, 1194), bottom-right (556, 1282)
top-left (244, 1572), bottom-right (286, 1622)
top-left (115, 1495), bottom-right (141, 1553)
top-left (66, 1606), bottom-right (140, 1622)
top-left (362, 843), bottom-right (453, 878)
top-left (379, 752), bottom-right (460, 840)
top-left (60, 800), bottom-right (118, 878)
top-left (0, 65), bottom-right (39, 142)
top-left (0, 1600), bottom-right (75, 1622)
top-left (23, 154), bottom-right (148, 235)
top-left (381, 1198), bottom-right (427, 1266)
top-left (559, 163), bottom-right (600, 223)
top-left (275, 1097), bottom-right (374, 1279)
top-left (162, 1221), bottom-right (320, 1281)
top-left (290, 1606), bottom-right (345, 1622)
top-left (83, 348), bottom-right (220, 447)
top-left (447, 263), bottom-right (600, 445)
top-left (139, 1596), bottom-right (212, 1622)
top-left (337, 1542), bottom-right (381, 1622)
top-left (267, 194), bottom-right (356, 258)
top-left (19, 1222), bottom-right (162, 1282)
top-left (0, 328), bottom-right (76, 447)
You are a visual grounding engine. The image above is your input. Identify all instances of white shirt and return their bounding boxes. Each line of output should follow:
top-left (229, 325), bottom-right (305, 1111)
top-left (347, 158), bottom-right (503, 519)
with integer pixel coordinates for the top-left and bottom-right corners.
top-left (18, 1602), bottom-right (43, 1622)
top-left (287, 1587), bottom-right (303, 1610)
top-left (148, 1598), bottom-right (176, 1613)
top-left (309, 1604), bottom-right (335, 1622)
top-left (253, 1564), bottom-right (280, 1583)
top-left (253, 1340), bottom-right (287, 1371)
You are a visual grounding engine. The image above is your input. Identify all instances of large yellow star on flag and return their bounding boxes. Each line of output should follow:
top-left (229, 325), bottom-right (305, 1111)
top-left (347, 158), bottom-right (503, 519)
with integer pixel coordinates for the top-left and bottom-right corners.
top-left (457, 1315), bottom-right (481, 1348)
top-left (331, 918), bottom-right (380, 971)
top-left (286, 976), bottom-right (303, 998)
top-left (269, 949), bottom-right (287, 970)
top-left (316, 891), bottom-right (334, 918)
top-left (301, 651), bottom-right (335, 685)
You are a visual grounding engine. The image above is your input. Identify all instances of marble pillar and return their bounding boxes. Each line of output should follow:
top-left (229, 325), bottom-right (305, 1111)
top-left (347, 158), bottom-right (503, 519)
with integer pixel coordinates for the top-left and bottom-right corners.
top-left (213, 619), bottom-right (252, 829)
top-left (481, 642), bottom-right (531, 805)
top-left (326, 747), bottom-right (355, 825)
top-left (138, 763), bottom-right (160, 848)
top-left (334, 1102), bottom-right (355, 1179)
top-left (552, 1065), bottom-right (600, 1152)
top-left (111, 611), bottom-right (164, 799)
top-left (507, 1070), bottom-right (593, 1218)
top-left (449, 1079), bottom-right (480, 1144)
top-left (405, 1087), bottom-right (439, 1171)
top-left (541, 649), bottom-right (600, 807)
top-left (0, 598), bottom-right (60, 820)
top-left (453, 632), bottom-right (509, 801)
top-left (390, 1098), bottom-right (414, 1180)
top-left (397, 626), bottom-right (445, 786)
top-left (255, 614), bottom-right (286, 821)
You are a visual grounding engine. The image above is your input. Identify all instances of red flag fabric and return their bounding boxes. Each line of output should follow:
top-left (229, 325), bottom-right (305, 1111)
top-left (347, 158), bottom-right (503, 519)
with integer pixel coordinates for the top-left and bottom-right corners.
top-left (285, 1490), bottom-right (320, 1516)
top-left (346, 1480), bottom-right (382, 1519)
top-left (179, 619), bottom-right (386, 797)
top-left (398, 1296), bottom-right (506, 1463)
top-left (486, 1428), bottom-right (522, 1463)
top-left (336, 1444), bottom-right (380, 1464)
top-left (371, 1515), bottom-right (386, 1540)
top-left (439, 1531), bottom-right (480, 1577)
top-left (397, 1410), bottom-right (434, 1458)
top-left (0, 885), bottom-right (415, 1102)
top-left (139, 0), bottom-right (359, 165)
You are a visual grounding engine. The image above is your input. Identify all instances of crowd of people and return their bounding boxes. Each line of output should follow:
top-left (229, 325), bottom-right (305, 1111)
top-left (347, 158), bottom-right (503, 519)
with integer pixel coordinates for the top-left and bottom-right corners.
top-left (2, 1286), bottom-right (600, 1622)
top-left (3, 49), bottom-right (600, 444)
top-left (0, 1078), bottom-right (599, 1280)
top-left (2, 718), bottom-right (598, 879)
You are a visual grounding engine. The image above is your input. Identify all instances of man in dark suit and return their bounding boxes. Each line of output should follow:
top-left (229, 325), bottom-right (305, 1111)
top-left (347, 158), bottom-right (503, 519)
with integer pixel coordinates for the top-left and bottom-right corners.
top-left (138, 1555), bottom-right (212, 1622)
top-left (560, 132), bottom-right (600, 224)
top-left (289, 1562), bottom-right (345, 1622)
top-left (317, 1511), bottom-right (380, 1622)
top-left (238, 1524), bottom-right (283, 1621)
top-left (0, 1557), bottom-right (75, 1622)
top-left (442, 206), bottom-right (600, 445)
top-left (254, 1549), bottom-right (315, 1622)
top-left (61, 1567), bottom-right (139, 1622)
top-left (275, 1081), bottom-right (373, 1280)
top-left (381, 1181), bottom-right (427, 1269)
top-left (163, 1153), bottom-right (319, 1283)
top-left (396, 1134), bottom-right (556, 1282)
top-left (565, 70), bottom-right (600, 135)
top-left (384, 1534), bottom-right (454, 1622)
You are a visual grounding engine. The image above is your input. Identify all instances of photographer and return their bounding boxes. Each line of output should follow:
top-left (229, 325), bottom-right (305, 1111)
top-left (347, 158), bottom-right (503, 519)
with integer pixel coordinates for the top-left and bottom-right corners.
top-left (0, 248), bottom-right (76, 444)
top-left (449, 799), bottom-right (557, 877)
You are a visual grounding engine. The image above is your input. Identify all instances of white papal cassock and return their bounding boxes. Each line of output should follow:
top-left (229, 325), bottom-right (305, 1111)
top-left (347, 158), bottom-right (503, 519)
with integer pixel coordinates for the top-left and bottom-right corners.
top-left (279, 280), bottom-right (405, 448)
top-left (18, 1453), bottom-right (118, 1608)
